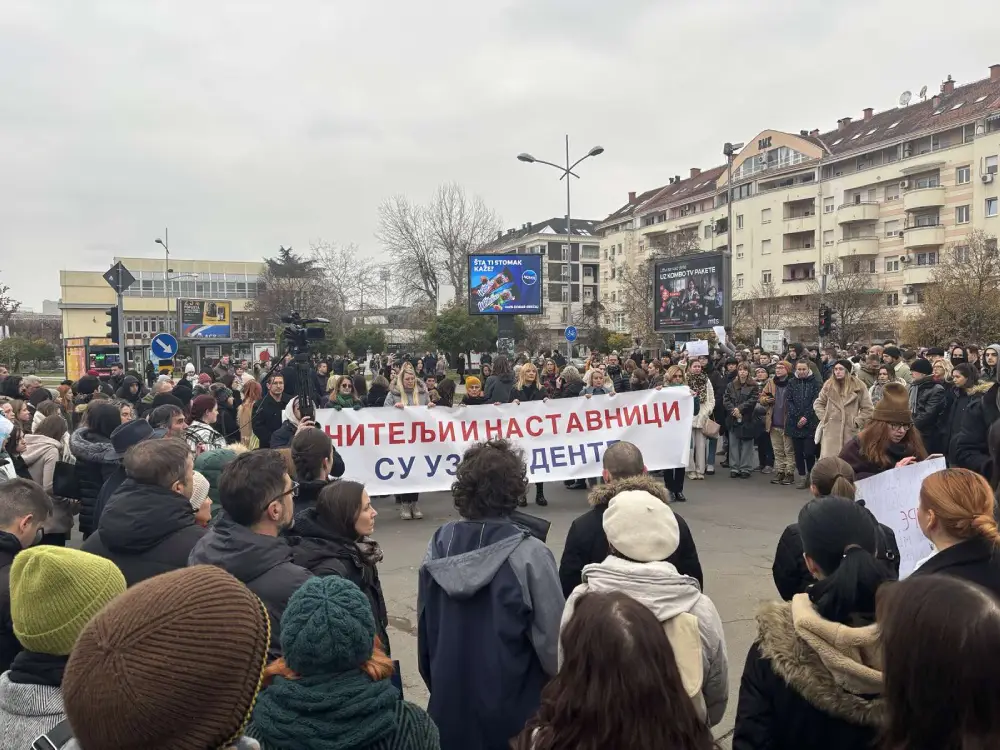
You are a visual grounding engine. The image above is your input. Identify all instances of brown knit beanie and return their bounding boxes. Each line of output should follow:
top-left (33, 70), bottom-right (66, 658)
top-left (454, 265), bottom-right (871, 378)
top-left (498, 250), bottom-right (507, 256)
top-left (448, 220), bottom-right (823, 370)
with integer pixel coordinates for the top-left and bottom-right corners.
top-left (872, 382), bottom-right (912, 424)
top-left (63, 565), bottom-right (270, 750)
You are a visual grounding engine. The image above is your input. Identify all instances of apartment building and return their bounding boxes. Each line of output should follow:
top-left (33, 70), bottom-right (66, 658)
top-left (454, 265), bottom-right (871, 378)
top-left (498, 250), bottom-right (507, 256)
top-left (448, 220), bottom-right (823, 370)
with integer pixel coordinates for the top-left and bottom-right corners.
top-left (598, 63), bottom-right (1000, 343)
top-left (483, 218), bottom-right (601, 345)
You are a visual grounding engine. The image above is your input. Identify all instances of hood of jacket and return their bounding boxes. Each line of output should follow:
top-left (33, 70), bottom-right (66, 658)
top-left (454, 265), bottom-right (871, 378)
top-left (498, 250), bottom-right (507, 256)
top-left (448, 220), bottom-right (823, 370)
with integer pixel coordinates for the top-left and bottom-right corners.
top-left (69, 427), bottom-right (117, 465)
top-left (578, 556), bottom-right (702, 621)
top-left (286, 508), bottom-right (357, 567)
top-left (588, 473), bottom-right (669, 508)
top-left (20, 434), bottom-right (61, 468)
top-left (422, 518), bottom-right (528, 599)
top-left (756, 594), bottom-right (883, 727)
top-left (188, 514), bottom-right (296, 584)
top-left (100, 479), bottom-right (200, 553)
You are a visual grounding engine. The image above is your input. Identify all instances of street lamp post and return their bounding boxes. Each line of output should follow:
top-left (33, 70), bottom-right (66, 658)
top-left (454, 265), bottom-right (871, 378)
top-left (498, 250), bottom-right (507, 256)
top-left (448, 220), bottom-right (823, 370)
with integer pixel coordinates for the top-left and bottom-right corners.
top-left (722, 143), bottom-right (744, 329)
top-left (154, 228), bottom-right (170, 310)
top-left (517, 136), bottom-right (604, 360)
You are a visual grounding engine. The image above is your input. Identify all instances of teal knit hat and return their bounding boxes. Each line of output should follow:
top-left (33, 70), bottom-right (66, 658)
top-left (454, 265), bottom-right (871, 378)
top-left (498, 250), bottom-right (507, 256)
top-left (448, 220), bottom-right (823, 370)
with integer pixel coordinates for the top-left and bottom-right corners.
top-left (281, 576), bottom-right (375, 676)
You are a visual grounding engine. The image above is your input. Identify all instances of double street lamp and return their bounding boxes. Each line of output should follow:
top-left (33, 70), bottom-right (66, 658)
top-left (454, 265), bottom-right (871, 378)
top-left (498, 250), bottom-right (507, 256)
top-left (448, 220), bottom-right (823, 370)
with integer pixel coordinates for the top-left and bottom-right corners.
top-left (517, 136), bottom-right (604, 357)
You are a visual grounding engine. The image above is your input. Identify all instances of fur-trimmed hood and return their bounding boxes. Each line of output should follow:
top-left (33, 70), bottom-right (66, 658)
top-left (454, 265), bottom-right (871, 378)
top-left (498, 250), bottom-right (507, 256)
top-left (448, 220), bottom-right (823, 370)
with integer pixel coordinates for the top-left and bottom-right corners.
top-left (756, 594), bottom-right (884, 727)
top-left (69, 427), bottom-right (118, 465)
top-left (587, 473), bottom-right (669, 508)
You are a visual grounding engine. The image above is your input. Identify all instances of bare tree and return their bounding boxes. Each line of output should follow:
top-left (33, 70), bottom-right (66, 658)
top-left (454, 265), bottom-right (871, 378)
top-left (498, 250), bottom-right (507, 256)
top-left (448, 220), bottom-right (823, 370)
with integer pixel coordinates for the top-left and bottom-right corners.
top-left (310, 240), bottom-right (379, 336)
top-left (376, 184), bottom-right (501, 308)
top-left (901, 229), bottom-right (1000, 346)
top-left (0, 274), bottom-right (21, 332)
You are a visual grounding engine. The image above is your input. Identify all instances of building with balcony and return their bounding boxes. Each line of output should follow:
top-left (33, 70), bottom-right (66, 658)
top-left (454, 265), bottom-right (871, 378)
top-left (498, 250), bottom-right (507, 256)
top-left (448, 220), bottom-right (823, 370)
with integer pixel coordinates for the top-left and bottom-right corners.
top-left (482, 218), bottom-right (600, 346)
top-left (59, 256), bottom-right (268, 366)
top-left (595, 63), bottom-right (1000, 344)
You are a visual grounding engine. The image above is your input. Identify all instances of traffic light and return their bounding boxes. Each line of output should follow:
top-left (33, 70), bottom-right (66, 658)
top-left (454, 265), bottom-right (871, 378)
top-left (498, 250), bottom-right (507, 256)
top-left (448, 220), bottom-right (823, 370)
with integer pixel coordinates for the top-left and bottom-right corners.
top-left (105, 305), bottom-right (120, 343)
top-left (818, 305), bottom-right (835, 337)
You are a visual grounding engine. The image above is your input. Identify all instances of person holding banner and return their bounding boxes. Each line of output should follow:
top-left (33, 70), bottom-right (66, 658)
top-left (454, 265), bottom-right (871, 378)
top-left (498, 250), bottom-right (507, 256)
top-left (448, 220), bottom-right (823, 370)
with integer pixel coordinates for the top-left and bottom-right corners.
top-left (385, 364), bottom-right (429, 520)
top-left (839, 383), bottom-right (928, 481)
top-left (685, 360), bottom-right (715, 481)
top-left (909, 468), bottom-right (1000, 596)
top-left (511, 363), bottom-right (550, 507)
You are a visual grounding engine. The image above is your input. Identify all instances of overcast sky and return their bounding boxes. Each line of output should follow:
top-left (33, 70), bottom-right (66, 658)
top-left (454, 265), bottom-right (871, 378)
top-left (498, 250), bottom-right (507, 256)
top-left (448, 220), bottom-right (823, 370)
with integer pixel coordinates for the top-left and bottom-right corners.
top-left (2, 0), bottom-right (995, 308)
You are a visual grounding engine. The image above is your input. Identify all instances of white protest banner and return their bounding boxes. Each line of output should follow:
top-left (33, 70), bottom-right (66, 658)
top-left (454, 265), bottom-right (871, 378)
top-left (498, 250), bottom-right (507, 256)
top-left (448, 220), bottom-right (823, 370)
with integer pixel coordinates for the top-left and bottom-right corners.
top-left (855, 457), bottom-right (946, 578)
top-left (684, 339), bottom-right (709, 356)
top-left (712, 325), bottom-right (727, 345)
top-left (314, 389), bottom-right (694, 494)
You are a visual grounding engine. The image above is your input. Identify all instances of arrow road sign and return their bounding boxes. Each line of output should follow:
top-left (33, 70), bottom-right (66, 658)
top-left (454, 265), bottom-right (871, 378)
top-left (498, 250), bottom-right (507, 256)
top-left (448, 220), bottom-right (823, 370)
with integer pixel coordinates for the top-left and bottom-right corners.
top-left (103, 261), bottom-right (136, 295)
top-left (150, 333), bottom-right (178, 360)
top-left (564, 326), bottom-right (578, 342)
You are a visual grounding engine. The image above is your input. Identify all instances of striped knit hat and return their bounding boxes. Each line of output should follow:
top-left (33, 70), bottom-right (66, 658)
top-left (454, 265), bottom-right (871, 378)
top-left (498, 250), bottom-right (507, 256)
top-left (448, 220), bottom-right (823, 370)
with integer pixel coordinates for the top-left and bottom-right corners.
top-left (63, 565), bottom-right (270, 750)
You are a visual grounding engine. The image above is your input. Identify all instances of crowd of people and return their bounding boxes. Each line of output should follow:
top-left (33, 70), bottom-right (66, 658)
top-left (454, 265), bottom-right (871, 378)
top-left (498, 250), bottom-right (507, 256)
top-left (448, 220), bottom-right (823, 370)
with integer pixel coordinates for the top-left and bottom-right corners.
top-left (0, 331), bottom-right (998, 749)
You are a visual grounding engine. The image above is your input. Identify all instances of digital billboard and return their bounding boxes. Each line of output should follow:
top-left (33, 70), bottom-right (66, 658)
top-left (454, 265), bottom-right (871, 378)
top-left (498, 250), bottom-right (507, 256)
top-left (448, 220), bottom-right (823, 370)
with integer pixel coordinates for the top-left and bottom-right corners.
top-left (468, 254), bottom-right (543, 315)
top-left (653, 252), bottom-right (726, 332)
top-left (179, 299), bottom-right (232, 338)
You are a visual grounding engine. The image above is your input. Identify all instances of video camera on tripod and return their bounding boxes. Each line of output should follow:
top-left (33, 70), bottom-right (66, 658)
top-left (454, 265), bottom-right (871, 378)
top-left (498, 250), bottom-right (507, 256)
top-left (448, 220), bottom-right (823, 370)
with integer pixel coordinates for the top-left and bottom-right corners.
top-left (280, 312), bottom-right (328, 359)
top-left (261, 312), bottom-right (329, 419)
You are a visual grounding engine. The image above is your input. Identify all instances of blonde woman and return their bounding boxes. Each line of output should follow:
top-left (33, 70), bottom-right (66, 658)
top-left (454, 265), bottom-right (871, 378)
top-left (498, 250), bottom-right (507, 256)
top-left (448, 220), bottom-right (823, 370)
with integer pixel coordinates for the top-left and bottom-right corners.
top-left (685, 359), bottom-right (715, 480)
top-left (237, 379), bottom-right (262, 448)
top-left (384, 363), bottom-right (429, 519)
top-left (813, 359), bottom-right (874, 459)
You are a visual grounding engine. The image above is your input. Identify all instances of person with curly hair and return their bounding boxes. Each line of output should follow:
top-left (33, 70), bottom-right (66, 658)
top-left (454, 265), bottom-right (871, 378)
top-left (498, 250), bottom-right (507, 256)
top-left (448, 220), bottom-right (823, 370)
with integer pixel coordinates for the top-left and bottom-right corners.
top-left (418, 439), bottom-right (564, 750)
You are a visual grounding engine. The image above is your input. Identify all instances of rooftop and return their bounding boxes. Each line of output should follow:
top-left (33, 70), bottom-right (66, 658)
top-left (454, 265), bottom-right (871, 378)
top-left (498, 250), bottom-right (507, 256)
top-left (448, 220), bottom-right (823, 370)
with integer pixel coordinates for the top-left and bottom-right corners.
top-left (485, 217), bottom-right (600, 249)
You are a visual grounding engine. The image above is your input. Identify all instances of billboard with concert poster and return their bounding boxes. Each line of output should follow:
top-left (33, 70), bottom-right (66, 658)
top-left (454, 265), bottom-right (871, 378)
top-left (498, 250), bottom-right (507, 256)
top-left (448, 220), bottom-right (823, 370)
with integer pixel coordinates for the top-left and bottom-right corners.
top-left (653, 252), bottom-right (728, 332)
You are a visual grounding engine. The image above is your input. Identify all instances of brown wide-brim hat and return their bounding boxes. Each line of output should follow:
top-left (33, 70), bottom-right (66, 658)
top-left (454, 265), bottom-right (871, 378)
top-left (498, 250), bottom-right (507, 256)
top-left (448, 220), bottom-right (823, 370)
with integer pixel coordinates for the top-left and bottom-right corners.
top-left (872, 382), bottom-right (912, 424)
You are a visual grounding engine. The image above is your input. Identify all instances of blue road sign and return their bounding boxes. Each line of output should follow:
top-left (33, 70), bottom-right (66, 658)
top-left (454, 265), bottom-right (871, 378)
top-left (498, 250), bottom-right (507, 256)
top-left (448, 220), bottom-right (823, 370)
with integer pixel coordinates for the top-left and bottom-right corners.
top-left (150, 333), bottom-right (179, 360)
top-left (564, 326), bottom-right (578, 342)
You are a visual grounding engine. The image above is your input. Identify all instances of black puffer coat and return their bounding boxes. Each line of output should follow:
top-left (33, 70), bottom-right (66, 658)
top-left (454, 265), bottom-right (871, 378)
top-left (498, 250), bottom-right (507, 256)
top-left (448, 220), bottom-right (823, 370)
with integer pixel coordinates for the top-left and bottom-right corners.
top-left (724, 377), bottom-right (762, 440)
top-left (69, 427), bottom-right (119, 538)
top-left (784, 373), bottom-right (821, 440)
top-left (910, 378), bottom-right (946, 453)
top-left (0, 531), bottom-right (23, 673)
top-left (940, 382), bottom-right (989, 463)
top-left (558, 380), bottom-right (585, 398)
top-left (954, 382), bottom-right (1000, 478)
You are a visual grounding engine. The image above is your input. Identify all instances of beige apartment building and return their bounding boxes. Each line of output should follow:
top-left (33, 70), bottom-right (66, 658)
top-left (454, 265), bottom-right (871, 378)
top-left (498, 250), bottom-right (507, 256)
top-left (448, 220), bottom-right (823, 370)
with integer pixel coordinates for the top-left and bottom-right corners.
top-left (598, 63), bottom-right (1000, 344)
top-left (60, 256), bottom-right (268, 365)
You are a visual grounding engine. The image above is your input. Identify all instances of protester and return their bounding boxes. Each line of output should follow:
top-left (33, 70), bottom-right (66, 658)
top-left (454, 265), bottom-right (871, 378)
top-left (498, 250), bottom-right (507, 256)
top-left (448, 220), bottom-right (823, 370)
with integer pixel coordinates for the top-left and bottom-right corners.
top-left (685, 359), bottom-right (716, 481)
top-left (0, 546), bottom-right (126, 748)
top-left (21, 414), bottom-right (75, 546)
top-left (661, 365), bottom-right (694, 500)
top-left (236, 379), bottom-right (262, 448)
top-left (69, 401), bottom-right (121, 539)
top-left (877, 574), bottom-right (1000, 750)
top-left (883, 345), bottom-right (912, 385)
top-left (558, 441), bottom-right (703, 597)
top-left (247, 575), bottom-right (438, 750)
top-left (253, 374), bottom-right (290, 450)
top-left (813, 359), bottom-right (874, 460)
top-left (287, 480), bottom-right (390, 654)
top-left (908, 358), bottom-right (947, 452)
top-left (562, 488), bottom-right (728, 725)
top-left (854, 354), bottom-right (880, 390)
top-left (556, 366), bottom-right (584, 399)
top-left (0, 479), bottom-right (53, 673)
top-left (724, 361), bottom-right (761, 478)
top-left (329, 374), bottom-right (361, 410)
top-left (269, 396), bottom-right (316, 450)
top-left (113, 374), bottom-right (142, 406)
top-left (515, 591), bottom-right (716, 750)
top-left (418, 439), bottom-right (563, 750)
top-left (189, 449), bottom-right (312, 658)
top-left (868, 364), bottom-right (900, 406)
top-left (784, 359), bottom-right (822, 489)
top-left (209, 382), bottom-right (241, 444)
top-left (733, 496), bottom-right (891, 750)
top-left (484, 355), bottom-right (515, 404)
top-left (840, 382), bottom-right (928, 479)
top-left (909, 468), bottom-right (1000, 595)
top-left (59, 565), bottom-right (269, 749)
top-left (184, 393), bottom-right (228, 455)
top-left (146, 403), bottom-right (186, 438)
top-left (289, 427), bottom-right (345, 515)
top-left (760, 360), bottom-right (794, 485)
top-left (386, 364), bottom-right (428, 520)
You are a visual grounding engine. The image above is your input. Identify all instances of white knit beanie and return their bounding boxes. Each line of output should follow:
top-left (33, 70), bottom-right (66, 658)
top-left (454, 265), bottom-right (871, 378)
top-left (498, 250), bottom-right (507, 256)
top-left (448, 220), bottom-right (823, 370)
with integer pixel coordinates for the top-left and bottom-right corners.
top-left (603, 490), bottom-right (680, 563)
top-left (189, 471), bottom-right (210, 512)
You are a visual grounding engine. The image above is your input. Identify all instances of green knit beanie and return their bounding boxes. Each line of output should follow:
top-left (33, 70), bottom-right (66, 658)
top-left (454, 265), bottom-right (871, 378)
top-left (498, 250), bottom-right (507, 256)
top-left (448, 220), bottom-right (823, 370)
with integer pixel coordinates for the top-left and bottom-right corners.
top-left (281, 576), bottom-right (375, 676)
top-left (11, 546), bottom-right (126, 655)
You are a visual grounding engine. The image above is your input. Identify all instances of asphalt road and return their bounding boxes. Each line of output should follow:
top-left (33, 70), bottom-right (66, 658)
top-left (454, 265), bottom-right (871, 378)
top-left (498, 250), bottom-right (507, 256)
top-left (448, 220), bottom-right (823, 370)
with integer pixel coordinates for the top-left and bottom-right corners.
top-left (374, 469), bottom-right (804, 748)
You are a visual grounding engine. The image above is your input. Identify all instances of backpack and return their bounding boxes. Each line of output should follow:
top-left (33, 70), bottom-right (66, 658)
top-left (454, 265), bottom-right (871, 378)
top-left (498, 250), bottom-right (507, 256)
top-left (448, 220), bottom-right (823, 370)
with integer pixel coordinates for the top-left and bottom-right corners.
top-left (32, 720), bottom-right (73, 750)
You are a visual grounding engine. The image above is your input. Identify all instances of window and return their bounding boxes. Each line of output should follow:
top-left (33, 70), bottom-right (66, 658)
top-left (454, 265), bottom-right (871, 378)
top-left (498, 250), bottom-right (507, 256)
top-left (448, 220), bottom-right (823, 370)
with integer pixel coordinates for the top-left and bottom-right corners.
top-left (561, 287), bottom-right (570, 302)
top-left (823, 230), bottom-right (834, 246)
top-left (736, 243), bottom-right (744, 259)
top-left (761, 208), bottom-right (772, 224)
top-left (823, 197), bottom-right (834, 213)
top-left (953, 245), bottom-right (970, 262)
top-left (956, 166), bottom-right (971, 184)
top-left (988, 197), bottom-right (998, 218)
top-left (885, 219), bottom-right (901, 237)
top-left (916, 251), bottom-right (938, 266)
top-left (762, 270), bottom-right (772, 284)
top-left (885, 258), bottom-right (900, 272)
top-left (561, 264), bottom-right (569, 280)
top-left (736, 273), bottom-right (744, 289)
top-left (886, 292), bottom-right (899, 306)
top-left (987, 156), bottom-right (999, 175)
top-left (964, 124), bottom-right (976, 144)
top-left (823, 262), bottom-right (836, 275)
top-left (868, 259), bottom-right (877, 273)
top-left (889, 121), bottom-right (900, 129)
top-left (852, 260), bottom-right (861, 274)
top-left (884, 183), bottom-right (900, 202)
top-left (957, 205), bottom-right (971, 224)
top-left (736, 214), bottom-right (744, 229)
top-left (704, 224), bottom-right (713, 239)
top-left (915, 175), bottom-right (940, 189)
top-left (761, 239), bottom-right (772, 255)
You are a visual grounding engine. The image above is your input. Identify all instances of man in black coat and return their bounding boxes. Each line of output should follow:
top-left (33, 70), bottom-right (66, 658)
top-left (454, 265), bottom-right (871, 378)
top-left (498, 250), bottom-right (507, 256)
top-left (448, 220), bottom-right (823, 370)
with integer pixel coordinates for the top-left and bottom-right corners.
top-left (0, 479), bottom-right (53, 672)
top-left (558, 442), bottom-right (703, 598)
top-left (83, 438), bottom-right (205, 588)
top-left (189, 450), bottom-right (312, 658)
top-left (954, 381), bottom-right (1000, 479)
top-left (908, 358), bottom-right (946, 453)
top-left (252, 374), bottom-right (290, 450)
top-left (92, 419), bottom-right (159, 531)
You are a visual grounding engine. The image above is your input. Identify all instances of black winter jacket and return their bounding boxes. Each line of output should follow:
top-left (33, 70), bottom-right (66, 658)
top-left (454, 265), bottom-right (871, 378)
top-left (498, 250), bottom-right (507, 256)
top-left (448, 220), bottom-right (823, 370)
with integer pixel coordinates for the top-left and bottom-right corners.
top-left (954, 382), bottom-right (1000, 479)
top-left (269, 419), bottom-right (297, 449)
top-left (189, 514), bottom-right (313, 659)
top-left (0, 531), bottom-right (23, 673)
top-left (783, 374), bottom-right (821, 439)
top-left (291, 473), bottom-right (345, 517)
top-left (69, 428), bottom-right (119, 538)
top-left (558, 381), bottom-right (585, 399)
top-left (910, 378), bottom-right (946, 453)
top-left (484, 373), bottom-right (515, 404)
top-left (910, 535), bottom-right (1000, 598)
top-left (361, 385), bottom-right (388, 408)
top-left (557, 475), bottom-right (703, 598)
top-left (940, 385), bottom-right (985, 463)
top-left (724, 378), bottom-right (762, 440)
top-left (510, 383), bottom-right (547, 402)
top-left (216, 403), bottom-right (241, 444)
top-left (82, 479), bottom-right (207, 588)
top-left (252, 394), bottom-right (290, 450)
top-left (287, 508), bottom-right (390, 653)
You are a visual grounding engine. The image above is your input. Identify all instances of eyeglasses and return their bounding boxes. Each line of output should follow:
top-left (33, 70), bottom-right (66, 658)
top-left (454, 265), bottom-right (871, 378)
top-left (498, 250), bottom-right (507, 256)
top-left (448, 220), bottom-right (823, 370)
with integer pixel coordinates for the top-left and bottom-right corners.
top-left (269, 480), bottom-right (299, 505)
top-left (888, 423), bottom-right (910, 432)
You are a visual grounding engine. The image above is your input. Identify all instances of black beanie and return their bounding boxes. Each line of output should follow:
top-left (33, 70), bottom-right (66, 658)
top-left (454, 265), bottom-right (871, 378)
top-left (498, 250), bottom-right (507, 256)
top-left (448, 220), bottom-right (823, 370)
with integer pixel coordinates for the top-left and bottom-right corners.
top-left (910, 358), bottom-right (933, 376)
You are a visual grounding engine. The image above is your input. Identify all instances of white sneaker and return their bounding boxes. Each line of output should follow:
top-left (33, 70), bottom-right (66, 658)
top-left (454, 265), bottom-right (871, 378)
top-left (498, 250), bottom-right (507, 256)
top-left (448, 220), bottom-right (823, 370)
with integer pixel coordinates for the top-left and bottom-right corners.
top-left (411, 503), bottom-right (424, 520)
top-left (399, 504), bottom-right (413, 520)
top-left (706, 465), bottom-right (715, 475)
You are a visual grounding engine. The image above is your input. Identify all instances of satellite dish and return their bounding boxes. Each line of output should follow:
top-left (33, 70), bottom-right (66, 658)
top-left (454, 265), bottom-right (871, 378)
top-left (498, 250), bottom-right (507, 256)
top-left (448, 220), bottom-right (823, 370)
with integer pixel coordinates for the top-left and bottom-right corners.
top-left (899, 90), bottom-right (912, 106)
top-left (919, 85), bottom-right (928, 100)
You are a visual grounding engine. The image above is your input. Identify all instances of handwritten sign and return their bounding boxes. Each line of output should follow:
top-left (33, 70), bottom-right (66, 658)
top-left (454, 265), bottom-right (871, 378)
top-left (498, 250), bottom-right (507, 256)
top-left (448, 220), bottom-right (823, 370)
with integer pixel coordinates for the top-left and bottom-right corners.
top-left (684, 339), bottom-right (709, 357)
top-left (712, 325), bottom-right (727, 345)
top-left (855, 457), bottom-right (946, 578)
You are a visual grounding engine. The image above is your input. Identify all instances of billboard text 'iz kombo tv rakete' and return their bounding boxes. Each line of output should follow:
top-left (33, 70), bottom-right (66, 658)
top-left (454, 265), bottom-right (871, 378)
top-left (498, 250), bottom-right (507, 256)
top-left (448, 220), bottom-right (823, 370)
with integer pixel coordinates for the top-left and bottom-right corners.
top-left (468, 254), bottom-right (543, 315)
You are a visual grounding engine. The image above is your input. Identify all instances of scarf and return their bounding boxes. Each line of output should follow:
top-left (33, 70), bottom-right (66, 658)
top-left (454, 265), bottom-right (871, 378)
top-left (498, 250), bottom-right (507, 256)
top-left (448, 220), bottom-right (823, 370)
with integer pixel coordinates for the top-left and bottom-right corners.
top-left (686, 372), bottom-right (708, 402)
top-left (251, 670), bottom-right (399, 750)
top-left (355, 537), bottom-right (384, 568)
top-left (7, 651), bottom-right (68, 687)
